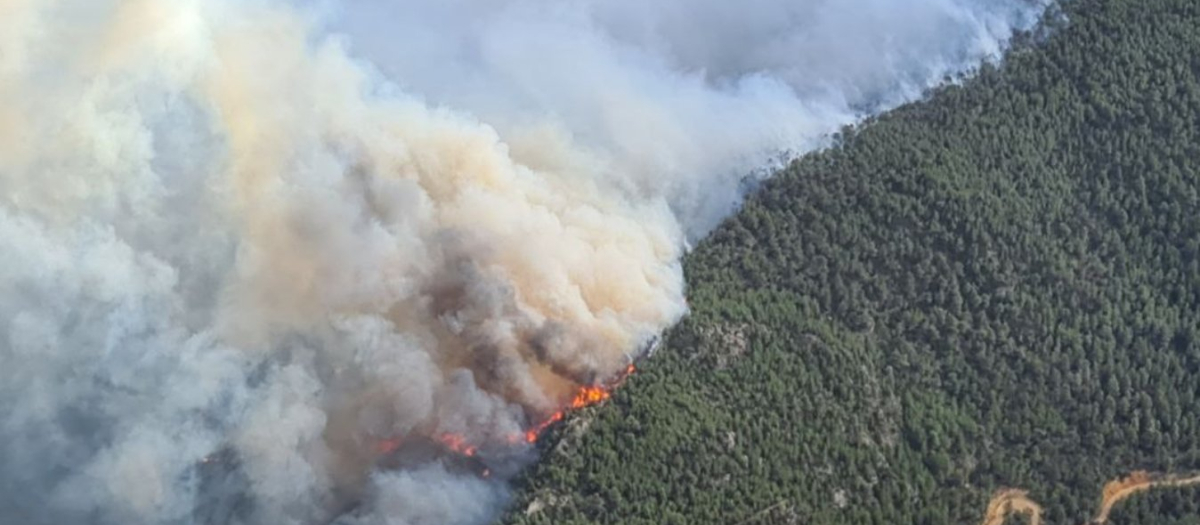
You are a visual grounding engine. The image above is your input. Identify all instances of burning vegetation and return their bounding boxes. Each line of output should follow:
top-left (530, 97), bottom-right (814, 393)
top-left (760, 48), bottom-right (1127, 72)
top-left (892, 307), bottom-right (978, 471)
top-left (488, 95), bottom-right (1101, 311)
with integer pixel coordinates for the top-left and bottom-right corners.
top-left (375, 363), bottom-right (638, 470)
top-left (188, 364), bottom-right (640, 525)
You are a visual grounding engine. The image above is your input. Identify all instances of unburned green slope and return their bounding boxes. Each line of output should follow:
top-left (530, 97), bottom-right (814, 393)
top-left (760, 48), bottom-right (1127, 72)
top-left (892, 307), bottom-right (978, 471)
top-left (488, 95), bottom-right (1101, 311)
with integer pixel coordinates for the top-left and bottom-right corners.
top-left (505, 1), bottom-right (1200, 523)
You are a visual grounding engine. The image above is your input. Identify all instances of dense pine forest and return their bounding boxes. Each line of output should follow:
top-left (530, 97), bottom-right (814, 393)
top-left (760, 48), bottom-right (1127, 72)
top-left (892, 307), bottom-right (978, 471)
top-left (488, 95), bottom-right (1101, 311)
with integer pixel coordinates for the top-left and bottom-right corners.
top-left (503, 0), bottom-right (1200, 523)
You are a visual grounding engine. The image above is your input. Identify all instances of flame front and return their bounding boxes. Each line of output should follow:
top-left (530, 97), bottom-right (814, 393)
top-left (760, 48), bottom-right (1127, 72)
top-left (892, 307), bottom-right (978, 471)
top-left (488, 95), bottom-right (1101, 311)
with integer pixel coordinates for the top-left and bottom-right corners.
top-left (379, 364), bottom-right (638, 457)
top-left (522, 364), bottom-right (636, 444)
top-left (570, 386), bottom-right (611, 409)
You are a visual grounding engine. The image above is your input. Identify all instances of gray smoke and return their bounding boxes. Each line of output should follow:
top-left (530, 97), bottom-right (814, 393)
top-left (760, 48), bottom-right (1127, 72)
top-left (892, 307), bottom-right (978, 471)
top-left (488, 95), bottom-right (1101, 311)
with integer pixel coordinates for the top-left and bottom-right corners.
top-left (0, 1), bottom-right (1048, 524)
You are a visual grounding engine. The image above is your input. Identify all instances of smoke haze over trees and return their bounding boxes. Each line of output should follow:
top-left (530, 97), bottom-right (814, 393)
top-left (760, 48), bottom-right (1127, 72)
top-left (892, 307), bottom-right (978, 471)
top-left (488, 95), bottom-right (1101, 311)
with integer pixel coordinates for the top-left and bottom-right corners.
top-left (0, 1), bottom-right (1049, 524)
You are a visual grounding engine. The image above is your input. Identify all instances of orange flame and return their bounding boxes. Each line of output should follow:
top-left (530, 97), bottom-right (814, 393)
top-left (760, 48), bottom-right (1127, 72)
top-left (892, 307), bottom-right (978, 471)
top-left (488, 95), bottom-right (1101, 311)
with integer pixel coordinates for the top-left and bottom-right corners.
top-left (437, 433), bottom-right (478, 457)
top-left (375, 436), bottom-right (404, 454)
top-left (569, 386), bottom-right (610, 409)
top-left (374, 364), bottom-right (639, 456)
top-left (521, 363), bottom-right (636, 443)
top-left (523, 411), bottom-right (564, 443)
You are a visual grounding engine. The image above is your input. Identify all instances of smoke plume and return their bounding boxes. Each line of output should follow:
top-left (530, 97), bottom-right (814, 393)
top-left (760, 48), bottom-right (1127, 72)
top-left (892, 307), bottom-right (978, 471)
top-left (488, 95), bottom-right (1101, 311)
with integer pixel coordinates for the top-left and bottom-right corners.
top-left (0, 1), bottom-right (1047, 524)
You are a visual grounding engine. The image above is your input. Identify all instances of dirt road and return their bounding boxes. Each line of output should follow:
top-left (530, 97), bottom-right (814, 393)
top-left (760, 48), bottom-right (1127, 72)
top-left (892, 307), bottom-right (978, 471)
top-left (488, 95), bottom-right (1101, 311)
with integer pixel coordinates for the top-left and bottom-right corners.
top-left (978, 471), bottom-right (1200, 525)
top-left (1093, 472), bottom-right (1200, 523)
top-left (979, 489), bottom-right (1043, 525)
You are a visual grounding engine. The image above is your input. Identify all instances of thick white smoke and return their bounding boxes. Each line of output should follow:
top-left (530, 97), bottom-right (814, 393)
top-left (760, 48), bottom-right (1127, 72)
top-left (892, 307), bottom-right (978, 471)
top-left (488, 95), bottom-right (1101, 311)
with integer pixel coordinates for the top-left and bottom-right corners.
top-left (331, 0), bottom-right (1048, 236)
top-left (0, 1), bottom-right (1047, 524)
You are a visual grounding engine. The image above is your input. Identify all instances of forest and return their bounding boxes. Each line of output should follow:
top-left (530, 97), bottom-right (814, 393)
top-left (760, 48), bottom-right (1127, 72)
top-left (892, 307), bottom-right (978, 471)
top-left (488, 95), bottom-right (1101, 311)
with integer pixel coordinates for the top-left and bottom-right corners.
top-left (503, 0), bottom-right (1200, 523)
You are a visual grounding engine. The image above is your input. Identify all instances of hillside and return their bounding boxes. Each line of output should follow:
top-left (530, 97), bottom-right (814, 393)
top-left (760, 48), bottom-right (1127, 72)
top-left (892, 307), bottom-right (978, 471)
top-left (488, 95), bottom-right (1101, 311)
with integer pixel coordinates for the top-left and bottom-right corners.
top-left (503, 0), bottom-right (1200, 523)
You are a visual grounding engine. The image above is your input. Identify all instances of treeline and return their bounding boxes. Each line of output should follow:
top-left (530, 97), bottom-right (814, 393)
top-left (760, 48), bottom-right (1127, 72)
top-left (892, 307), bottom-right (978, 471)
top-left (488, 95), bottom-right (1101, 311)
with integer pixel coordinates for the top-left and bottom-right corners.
top-left (504, 0), bottom-right (1200, 523)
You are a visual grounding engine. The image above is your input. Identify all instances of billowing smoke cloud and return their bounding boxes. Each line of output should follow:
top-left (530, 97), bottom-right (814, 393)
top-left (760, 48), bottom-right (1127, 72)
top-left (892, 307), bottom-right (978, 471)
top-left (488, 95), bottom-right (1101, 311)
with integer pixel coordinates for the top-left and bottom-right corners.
top-left (330, 0), bottom-right (1048, 236)
top-left (0, 1), bottom-right (1047, 524)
